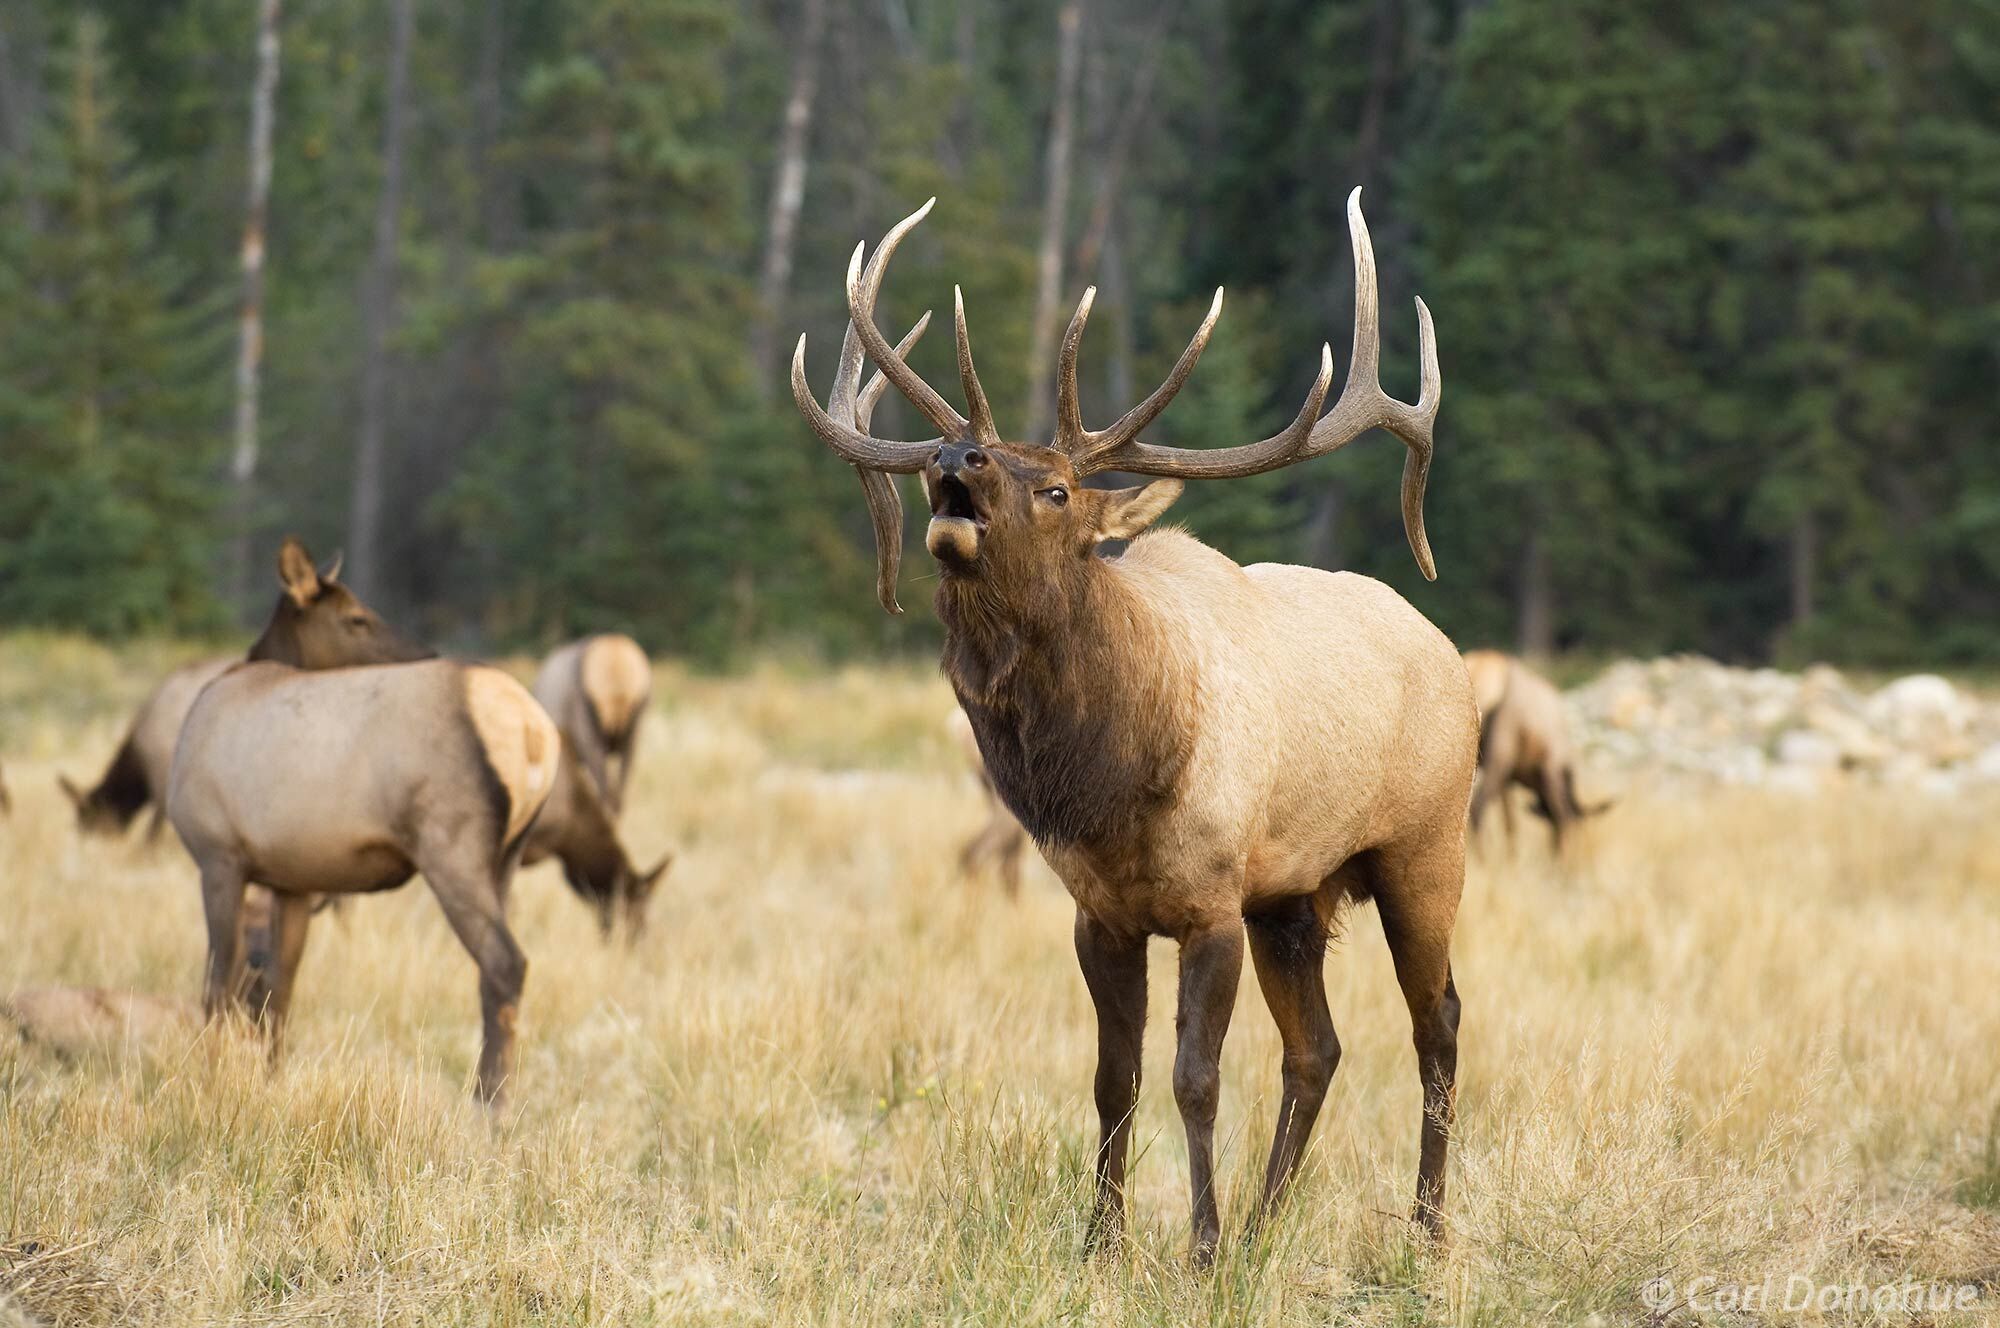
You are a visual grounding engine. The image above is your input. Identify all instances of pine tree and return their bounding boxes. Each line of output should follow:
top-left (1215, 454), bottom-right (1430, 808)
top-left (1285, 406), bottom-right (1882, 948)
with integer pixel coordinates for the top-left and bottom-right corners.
top-left (0, 12), bottom-right (224, 635)
top-left (444, 0), bottom-right (750, 651)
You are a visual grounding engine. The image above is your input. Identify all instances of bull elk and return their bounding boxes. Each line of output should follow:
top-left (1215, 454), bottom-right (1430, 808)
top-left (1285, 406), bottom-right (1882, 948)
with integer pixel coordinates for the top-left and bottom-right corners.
top-left (167, 540), bottom-right (556, 1104)
top-left (532, 634), bottom-right (651, 815)
top-left (60, 657), bottom-right (235, 839)
top-left (1463, 650), bottom-right (1611, 852)
top-left (793, 191), bottom-right (1476, 1262)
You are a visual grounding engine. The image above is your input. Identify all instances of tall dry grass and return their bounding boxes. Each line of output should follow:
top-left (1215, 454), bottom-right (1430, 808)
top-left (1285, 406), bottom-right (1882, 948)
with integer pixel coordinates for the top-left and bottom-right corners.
top-left (2, 645), bottom-right (1998, 1324)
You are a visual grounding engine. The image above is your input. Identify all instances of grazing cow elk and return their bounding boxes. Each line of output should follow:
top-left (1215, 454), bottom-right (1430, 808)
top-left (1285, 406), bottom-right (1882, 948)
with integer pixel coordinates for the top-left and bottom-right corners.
top-left (793, 191), bottom-right (1475, 1262)
top-left (60, 657), bottom-right (234, 839)
top-left (0, 761), bottom-right (10, 815)
top-left (168, 540), bottom-right (557, 1104)
top-left (1463, 650), bottom-right (1610, 853)
top-left (532, 634), bottom-right (651, 814)
top-left (520, 739), bottom-right (671, 940)
top-left (947, 707), bottom-right (1028, 897)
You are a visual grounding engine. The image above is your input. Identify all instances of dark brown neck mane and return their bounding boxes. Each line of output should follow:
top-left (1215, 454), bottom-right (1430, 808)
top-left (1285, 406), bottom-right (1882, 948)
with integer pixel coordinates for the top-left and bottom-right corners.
top-left (938, 553), bottom-right (1193, 850)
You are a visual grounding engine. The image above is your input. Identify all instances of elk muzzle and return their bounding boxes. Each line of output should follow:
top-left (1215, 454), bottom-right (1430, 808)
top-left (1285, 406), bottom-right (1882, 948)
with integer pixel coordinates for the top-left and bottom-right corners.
top-left (926, 445), bottom-right (990, 564)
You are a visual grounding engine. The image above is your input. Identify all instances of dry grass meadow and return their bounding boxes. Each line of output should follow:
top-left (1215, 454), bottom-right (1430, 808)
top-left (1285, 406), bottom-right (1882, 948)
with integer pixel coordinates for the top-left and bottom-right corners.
top-left (2, 633), bottom-right (1999, 1325)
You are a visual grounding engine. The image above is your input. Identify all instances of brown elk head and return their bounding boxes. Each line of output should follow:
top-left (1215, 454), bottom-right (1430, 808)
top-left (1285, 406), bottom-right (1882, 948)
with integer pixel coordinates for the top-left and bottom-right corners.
top-left (248, 538), bottom-right (433, 669)
top-left (562, 847), bottom-right (673, 942)
top-left (792, 190), bottom-right (1441, 614)
top-left (614, 852), bottom-right (673, 941)
top-left (57, 774), bottom-right (129, 834)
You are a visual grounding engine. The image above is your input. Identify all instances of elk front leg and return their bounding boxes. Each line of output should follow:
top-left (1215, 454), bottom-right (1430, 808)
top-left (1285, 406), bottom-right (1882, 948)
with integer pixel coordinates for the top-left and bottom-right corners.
top-left (1074, 910), bottom-right (1147, 1257)
top-left (1245, 896), bottom-right (1339, 1230)
top-left (1175, 920), bottom-right (1244, 1266)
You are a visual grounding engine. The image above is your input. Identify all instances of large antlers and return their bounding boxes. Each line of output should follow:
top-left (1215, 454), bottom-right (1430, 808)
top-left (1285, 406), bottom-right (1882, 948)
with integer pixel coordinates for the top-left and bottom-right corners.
top-left (793, 187), bottom-right (1444, 611)
top-left (1067, 188), bottom-right (1441, 579)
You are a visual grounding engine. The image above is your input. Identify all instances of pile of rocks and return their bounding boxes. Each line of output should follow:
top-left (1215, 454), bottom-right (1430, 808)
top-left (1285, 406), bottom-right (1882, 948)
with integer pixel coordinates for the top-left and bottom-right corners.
top-left (1567, 657), bottom-right (2000, 793)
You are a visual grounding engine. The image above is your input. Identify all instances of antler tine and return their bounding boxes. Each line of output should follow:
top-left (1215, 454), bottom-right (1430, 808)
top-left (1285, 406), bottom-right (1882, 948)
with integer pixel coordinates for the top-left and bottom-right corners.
top-left (848, 311), bottom-right (933, 616)
top-left (791, 334), bottom-right (939, 473)
top-left (857, 310), bottom-right (933, 431)
top-left (855, 469), bottom-right (907, 616)
top-left (1072, 287), bottom-right (1223, 472)
top-left (1083, 342), bottom-right (1334, 481)
top-left (953, 287), bottom-right (1000, 446)
top-left (1299, 187), bottom-right (1442, 580)
top-left (845, 198), bottom-right (968, 439)
top-left (1054, 287), bottom-right (1096, 448)
top-left (826, 260), bottom-right (870, 428)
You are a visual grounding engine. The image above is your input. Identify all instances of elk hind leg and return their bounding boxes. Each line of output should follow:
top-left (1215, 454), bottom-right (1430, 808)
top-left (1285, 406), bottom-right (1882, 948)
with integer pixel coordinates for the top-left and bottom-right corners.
top-left (1373, 834), bottom-right (1464, 1239)
top-left (607, 731), bottom-right (637, 815)
top-left (248, 892), bottom-right (316, 1065)
top-left (1245, 893), bottom-right (1339, 1230)
top-left (421, 851), bottom-right (528, 1107)
top-left (1533, 766), bottom-right (1570, 855)
top-left (1468, 725), bottom-right (1518, 855)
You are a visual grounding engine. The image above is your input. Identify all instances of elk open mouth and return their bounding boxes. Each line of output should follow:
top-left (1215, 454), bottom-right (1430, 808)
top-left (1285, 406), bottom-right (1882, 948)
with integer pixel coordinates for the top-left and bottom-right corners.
top-left (927, 476), bottom-right (986, 563)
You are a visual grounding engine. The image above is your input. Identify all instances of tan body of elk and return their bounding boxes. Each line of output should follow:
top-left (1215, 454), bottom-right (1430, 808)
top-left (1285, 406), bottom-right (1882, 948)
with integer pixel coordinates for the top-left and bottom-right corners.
top-left (794, 192), bottom-right (1475, 1262)
top-left (167, 541), bottom-right (556, 1105)
top-left (947, 707), bottom-right (1028, 897)
top-left (60, 656), bottom-right (235, 839)
top-left (532, 634), bottom-right (650, 815)
top-left (520, 738), bottom-right (670, 941)
top-left (1464, 650), bottom-right (1610, 852)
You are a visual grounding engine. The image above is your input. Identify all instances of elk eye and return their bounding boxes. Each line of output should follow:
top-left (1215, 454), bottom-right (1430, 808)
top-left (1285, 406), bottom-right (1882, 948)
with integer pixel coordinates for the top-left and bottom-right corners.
top-left (346, 614), bottom-right (372, 629)
top-left (1038, 486), bottom-right (1069, 507)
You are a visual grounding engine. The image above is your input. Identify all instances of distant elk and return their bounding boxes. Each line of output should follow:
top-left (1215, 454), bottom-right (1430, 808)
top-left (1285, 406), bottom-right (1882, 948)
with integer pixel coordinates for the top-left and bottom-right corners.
top-left (532, 634), bottom-right (651, 814)
top-left (59, 547), bottom-right (419, 838)
top-left (60, 656), bottom-right (234, 839)
top-left (519, 747), bottom-right (669, 941)
top-left (1463, 650), bottom-right (1611, 853)
top-left (793, 192), bottom-right (1475, 1261)
top-left (947, 707), bottom-right (1028, 897)
top-left (168, 540), bottom-right (556, 1104)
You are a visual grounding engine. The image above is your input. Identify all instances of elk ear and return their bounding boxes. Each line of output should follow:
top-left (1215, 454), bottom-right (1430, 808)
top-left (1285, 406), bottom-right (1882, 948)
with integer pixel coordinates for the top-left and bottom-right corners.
top-left (319, 548), bottom-right (344, 583)
top-left (1093, 479), bottom-right (1184, 542)
top-left (276, 538), bottom-right (322, 608)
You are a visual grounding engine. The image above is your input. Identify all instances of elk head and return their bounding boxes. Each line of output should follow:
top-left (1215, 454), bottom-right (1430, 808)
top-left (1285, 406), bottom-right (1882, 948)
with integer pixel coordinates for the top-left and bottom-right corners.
top-left (57, 775), bottom-right (124, 834)
top-left (792, 190), bottom-right (1441, 613)
top-left (612, 853), bottom-right (673, 942)
top-left (248, 538), bottom-right (433, 669)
